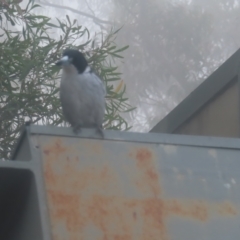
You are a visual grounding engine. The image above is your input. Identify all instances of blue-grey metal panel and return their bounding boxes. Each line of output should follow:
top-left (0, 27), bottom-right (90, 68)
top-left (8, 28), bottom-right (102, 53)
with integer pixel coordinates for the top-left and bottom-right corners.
top-left (28, 125), bottom-right (240, 240)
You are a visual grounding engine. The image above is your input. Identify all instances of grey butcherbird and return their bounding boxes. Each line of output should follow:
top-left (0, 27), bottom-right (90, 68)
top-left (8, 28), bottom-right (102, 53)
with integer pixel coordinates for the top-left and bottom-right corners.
top-left (56, 49), bottom-right (106, 137)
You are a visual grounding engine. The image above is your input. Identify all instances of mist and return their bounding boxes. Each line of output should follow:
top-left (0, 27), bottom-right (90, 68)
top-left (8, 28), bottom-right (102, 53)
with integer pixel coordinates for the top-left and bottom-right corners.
top-left (26, 0), bottom-right (240, 132)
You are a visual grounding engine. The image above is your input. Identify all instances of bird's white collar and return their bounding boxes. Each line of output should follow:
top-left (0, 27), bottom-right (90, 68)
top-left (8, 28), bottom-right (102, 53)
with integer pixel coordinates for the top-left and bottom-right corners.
top-left (83, 66), bottom-right (91, 74)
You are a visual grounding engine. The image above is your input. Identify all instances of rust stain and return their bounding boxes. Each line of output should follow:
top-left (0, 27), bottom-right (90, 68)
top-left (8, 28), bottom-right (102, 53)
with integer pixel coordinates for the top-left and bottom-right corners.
top-left (133, 211), bottom-right (137, 220)
top-left (131, 148), bottom-right (161, 198)
top-left (41, 143), bottom-right (239, 240)
top-left (43, 149), bottom-right (50, 155)
top-left (44, 160), bottom-right (57, 185)
top-left (166, 200), bottom-right (208, 221)
top-left (49, 191), bottom-right (78, 206)
top-left (44, 170), bottom-right (55, 185)
top-left (100, 166), bottom-right (111, 181)
top-left (43, 138), bottom-right (67, 158)
top-left (143, 199), bottom-right (167, 239)
top-left (49, 191), bottom-right (83, 232)
top-left (86, 196), bottom-right (165, 240)
top-left (135, 148), bottom-right (152, 166)
top-left (93, 143), bottom-right (104, 155)
top-left (218, 201), bottom-right (238, 216)
top-left (114, 235), bottom-right (132, 240)
top-left (146, 169), bottom-right (158, 181)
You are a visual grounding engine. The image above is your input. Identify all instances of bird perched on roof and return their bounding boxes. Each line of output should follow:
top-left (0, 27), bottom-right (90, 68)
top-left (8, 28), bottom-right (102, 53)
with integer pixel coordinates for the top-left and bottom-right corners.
top-left (56, 49), bottom-right (106, 137)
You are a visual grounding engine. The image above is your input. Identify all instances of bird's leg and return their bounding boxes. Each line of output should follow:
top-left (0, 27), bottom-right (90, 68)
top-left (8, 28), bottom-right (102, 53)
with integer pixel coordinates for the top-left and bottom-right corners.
top-left (96, 126), bottom-right (104, 138)
top-left (73, 124), bottom-right (81, 134)
top-left (25, 120), bottom-right (32, 126)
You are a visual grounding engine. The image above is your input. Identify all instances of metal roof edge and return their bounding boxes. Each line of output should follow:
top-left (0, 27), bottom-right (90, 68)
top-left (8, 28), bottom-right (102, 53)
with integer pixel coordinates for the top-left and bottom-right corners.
top-left (10, 124), bottom-right (30, 160)
top-left (21, 124), bottom-right (240, 150)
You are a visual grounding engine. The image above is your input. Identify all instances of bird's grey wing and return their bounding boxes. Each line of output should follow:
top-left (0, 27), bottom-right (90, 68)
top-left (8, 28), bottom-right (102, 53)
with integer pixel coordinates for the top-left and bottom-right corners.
top-left (90, 67), bottom-right (106, 96)
top-left (99, 78), bottom-right (106, 96)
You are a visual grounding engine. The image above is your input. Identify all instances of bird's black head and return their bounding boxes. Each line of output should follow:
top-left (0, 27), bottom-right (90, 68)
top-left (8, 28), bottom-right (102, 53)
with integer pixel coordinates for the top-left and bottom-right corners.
top-left (56, 49), bottom-right (88, 74)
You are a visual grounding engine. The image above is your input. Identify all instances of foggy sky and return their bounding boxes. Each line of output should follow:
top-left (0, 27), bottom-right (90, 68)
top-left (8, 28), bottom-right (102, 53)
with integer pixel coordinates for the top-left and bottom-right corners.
top-left (22, 0), bottom-right (240, 132)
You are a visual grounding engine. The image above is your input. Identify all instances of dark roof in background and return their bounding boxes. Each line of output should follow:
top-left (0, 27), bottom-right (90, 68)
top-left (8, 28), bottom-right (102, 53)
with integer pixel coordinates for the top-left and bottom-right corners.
top-left (150, 48), bottom-right (240, 133)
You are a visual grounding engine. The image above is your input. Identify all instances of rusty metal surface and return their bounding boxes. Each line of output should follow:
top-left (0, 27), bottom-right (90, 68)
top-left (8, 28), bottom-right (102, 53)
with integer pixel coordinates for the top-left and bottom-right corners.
top-left (38, 135), bottom-right (240, 240)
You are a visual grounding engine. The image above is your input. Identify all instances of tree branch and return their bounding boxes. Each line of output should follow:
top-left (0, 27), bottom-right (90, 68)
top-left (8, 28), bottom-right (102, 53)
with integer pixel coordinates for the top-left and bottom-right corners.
top-left (83, 0), bottom-right (95, 16)
top-left (37, 0), bottom-right (114, 25)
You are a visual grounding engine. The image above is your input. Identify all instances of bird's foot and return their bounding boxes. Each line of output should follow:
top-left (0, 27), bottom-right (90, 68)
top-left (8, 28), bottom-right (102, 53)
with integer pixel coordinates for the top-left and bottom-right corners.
top-left (25, 120), bottom-right (32, 126)
top-left (73, 125), bottom-right (81, 134)
top-left (96, 127), bottom-right (104, 138)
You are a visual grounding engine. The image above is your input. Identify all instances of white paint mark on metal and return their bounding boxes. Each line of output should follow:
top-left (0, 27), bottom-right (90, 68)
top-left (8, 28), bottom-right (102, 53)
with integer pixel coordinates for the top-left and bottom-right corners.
top-left (208, 149), bottom-right (217, 159)
top-left (224, 183), bottom-right (231, 189)
top-left (173, 167), bottom-right (179, 173)
top-left (231, 178), bottom-right (236, 184)
top-left (163, 145), bottom-right (177, 155)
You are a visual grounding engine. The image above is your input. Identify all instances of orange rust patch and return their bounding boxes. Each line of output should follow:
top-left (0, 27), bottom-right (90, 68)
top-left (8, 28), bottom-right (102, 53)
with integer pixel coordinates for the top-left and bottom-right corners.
top-left (143, 199), bottom-right (166, 232)
top-left (44, 160), bottom-right (56, 185)
top-left (43, 138), bottom-right (67, 157)
top-left (146, 169), bottom-right (158, 181)
top-left (101, 166), bottom-right (111, 181)
top-left (190, 201), bottom-right (208, 221)
top-left (128, 148), bottom-right (168, 239)
top-left (133, 211), bottom-right (137, 220)
top-left (131, 148), bottom-right (161, 198)
top-left (43, 149), bottom-right (50, 155)
top-left (136, 148), bottom-right (152, 167)
top-left (49, 191), bottom-right (82, 232)
top-left (44, 170), bottom-right (55, 185)
top-left (92, 143), bottom-right (104, 154)
top-left (166, 200), bottom-right (208, 221)
top-left (114, 235), bottom-right (132, 240)
top-left (140, 200), bottom-right (169, 240)
top-left (41, 142), bottom-right (239, 240)
top-left (86, 197), bottom-right (168, 240)
top-left (49, 191), bottom-right (79, 206)
top-left (218, 201), bottom-right (238, 216)
top-left (166, 200), bottom-right (238, 221)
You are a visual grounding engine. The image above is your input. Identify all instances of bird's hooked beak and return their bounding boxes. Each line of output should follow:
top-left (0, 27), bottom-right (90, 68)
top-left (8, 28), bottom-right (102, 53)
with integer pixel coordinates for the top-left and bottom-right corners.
top-left (56, 56), bottom-right (72, 66)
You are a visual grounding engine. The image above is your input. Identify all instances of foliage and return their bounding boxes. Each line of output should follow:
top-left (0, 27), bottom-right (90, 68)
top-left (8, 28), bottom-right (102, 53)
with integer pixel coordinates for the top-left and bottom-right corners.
top-left (0, 0), bottom-right (132, 159)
